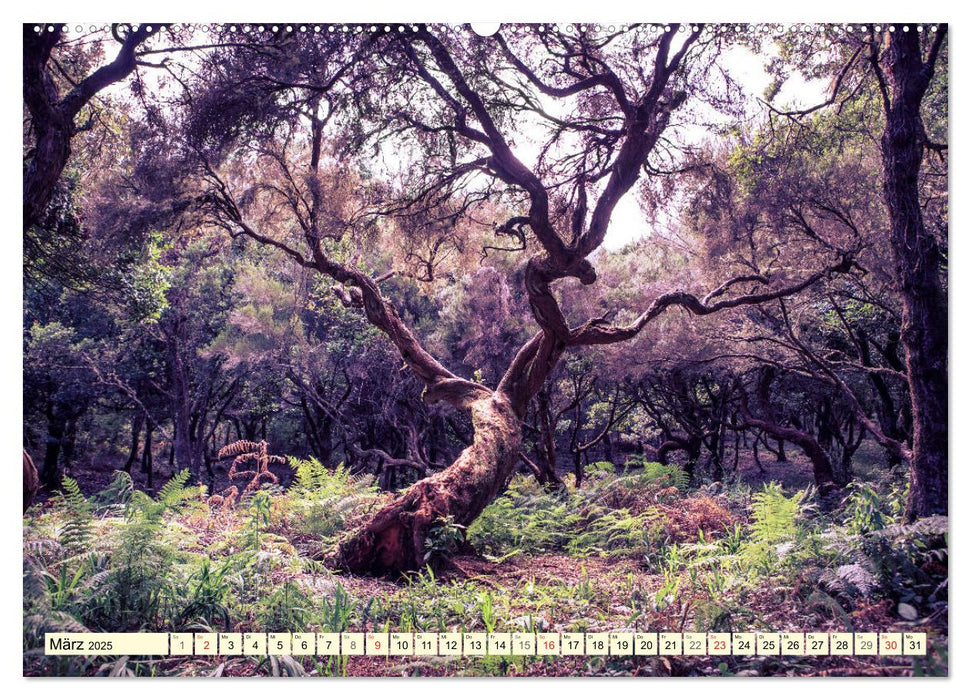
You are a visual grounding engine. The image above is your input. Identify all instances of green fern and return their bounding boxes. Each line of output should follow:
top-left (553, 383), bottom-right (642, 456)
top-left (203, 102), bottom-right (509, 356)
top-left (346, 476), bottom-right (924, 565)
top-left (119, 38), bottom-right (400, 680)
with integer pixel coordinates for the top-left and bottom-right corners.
top-left (282, 458), bottom-right (378, 543)
top-left (154, 469), bottom-right (197, 511)
top-left (628, 460), bottom-right (690, 491)
top-left (292, 456), bottom-right (335, 493)
top-left (91, 471), bottom-right (134, 513)
top-left (748, 482), bottom-right (804, 543)
top-left (127, 469), bottom-right (197, 523)
top-left (55, 477), bottom-right (94, 556)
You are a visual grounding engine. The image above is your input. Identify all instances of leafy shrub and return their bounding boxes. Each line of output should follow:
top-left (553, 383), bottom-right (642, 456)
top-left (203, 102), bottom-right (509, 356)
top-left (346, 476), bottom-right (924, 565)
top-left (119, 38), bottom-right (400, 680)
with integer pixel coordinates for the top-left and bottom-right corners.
top-left (424, 515), bottom-right (467, 564)
top-left (843, 482), bottom-right (890, 535)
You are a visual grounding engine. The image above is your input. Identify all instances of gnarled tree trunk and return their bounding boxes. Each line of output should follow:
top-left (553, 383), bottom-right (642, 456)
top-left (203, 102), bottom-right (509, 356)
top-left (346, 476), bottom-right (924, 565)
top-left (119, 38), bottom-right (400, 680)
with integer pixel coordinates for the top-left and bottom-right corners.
top-left (23, 24), bottom-right (150, 232)
top-left (741, 407), bottom-right (838, 494)
top-left (740, 368), bottom-right (838, 494)
top-left (212, 25), bottom-right (857, 576)
top-left (336, 392), bottom-right (520, 575)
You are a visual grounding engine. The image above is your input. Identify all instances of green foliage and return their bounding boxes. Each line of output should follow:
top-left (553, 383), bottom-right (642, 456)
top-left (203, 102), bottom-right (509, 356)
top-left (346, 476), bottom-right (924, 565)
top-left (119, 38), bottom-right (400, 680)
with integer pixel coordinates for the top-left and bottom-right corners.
top-left (568, 508), bottom-right (653, 556)
top-left (91, 471), bottom-right (135, 513)
top-left (584, 461), bottom-right (615, 480)
top-left (128, 469), bottom-right (198, 523)
top-left (24, 458), bottom-right (947, 677)
top-left (244, 489), bottom-right (273, 551)
top-left (282, 458), bottom-right (378, 544)
top-left (625, 458), bottom-right (690, 491)
top-left (89, 472), bottom-right (199, 631)
top-left (24, 470), bottom-right (212, 675)
top-left (124, 231), bottom-right (172, 323)
top-left (468, 471), bottom-right (667, 559)
top-left (857, 516), bottom-right (948, 615)
top-left (55, 477), bottom-right (94, 556)
top-left (320, 584), bottom-right (353, 633)
top-left (748, 482), bottom-right (805, 544)
top-left (424, 515), bottom-right (467, 564)
top-left (257, 580), bottom-right (315, 631)
top-left (843, 481), bottom-right (889, 535)
top-left (172, 558), bottom-right (235, 629)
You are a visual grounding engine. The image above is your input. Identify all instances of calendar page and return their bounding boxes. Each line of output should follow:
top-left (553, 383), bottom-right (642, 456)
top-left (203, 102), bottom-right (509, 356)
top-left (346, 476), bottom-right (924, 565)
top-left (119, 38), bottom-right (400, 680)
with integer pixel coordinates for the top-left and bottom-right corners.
top-left (22, 15), bottom-right (948, 679)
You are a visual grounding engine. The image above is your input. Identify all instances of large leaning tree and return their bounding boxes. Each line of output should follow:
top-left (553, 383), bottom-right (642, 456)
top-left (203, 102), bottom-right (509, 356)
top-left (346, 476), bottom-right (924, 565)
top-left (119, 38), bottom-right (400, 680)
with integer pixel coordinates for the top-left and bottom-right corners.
top-left (151, 24), bottom-right (858, 574)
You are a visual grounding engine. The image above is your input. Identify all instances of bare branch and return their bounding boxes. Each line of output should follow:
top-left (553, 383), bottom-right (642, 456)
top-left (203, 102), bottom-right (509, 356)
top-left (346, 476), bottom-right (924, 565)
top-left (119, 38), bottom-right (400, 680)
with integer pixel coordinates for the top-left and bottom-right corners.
top-left (569, 255), bottom-right (856, 347)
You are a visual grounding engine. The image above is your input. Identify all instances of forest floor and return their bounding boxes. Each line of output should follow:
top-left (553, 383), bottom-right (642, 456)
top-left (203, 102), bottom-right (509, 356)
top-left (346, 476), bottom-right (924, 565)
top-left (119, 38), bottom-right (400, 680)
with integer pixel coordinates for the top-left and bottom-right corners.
top-left (23, 448), bottom-right (947, 677)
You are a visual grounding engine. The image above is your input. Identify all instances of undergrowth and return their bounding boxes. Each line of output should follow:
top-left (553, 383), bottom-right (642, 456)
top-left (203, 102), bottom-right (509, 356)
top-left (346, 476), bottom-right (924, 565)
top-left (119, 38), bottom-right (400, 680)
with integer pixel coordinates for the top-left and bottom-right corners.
top-left (23, 458), bottom-right (946, 677)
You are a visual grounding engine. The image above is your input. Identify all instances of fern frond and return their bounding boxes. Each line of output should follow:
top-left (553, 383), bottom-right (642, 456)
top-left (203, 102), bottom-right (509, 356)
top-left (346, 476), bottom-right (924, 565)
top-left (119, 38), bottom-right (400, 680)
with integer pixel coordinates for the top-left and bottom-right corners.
top-left (820, 563), bottom-right (878, 599)
top-left (217, 440), bottom-right (262, 460)
top-left (749, 483), bottom-right (804, 544)
top-left (156, 469), bottom-right (193, 506)
top-left (24, 538), bottom-right (62, 558)
top-left (92, 471), bottom-right (134, 510)
top-left (55, 477), bottom-right (93, 556)
top-left (870, 515), bottom-right (948, 540)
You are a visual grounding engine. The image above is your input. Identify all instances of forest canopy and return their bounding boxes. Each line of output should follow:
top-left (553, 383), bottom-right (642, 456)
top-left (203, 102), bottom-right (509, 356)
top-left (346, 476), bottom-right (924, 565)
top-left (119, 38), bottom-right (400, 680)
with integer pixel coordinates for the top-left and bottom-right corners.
top-left (23, 22), bottom-right (946, 579)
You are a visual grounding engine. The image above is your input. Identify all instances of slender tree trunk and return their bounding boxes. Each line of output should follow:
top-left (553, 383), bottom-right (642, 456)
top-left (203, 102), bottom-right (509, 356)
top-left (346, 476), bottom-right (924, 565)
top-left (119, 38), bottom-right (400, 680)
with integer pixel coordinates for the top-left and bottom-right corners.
top-left (536, 390), bottom-right (563, 487)
top-left (732, 427), bottom-right (741, 474)
top-left (752, 435), bottom-right (765, 474)
top-left (859, 335), bottom-right (904, 467)
top-left (880, 27), bottom-right (948, 519)
top-left (168, 326), bottom-right (199, 481)
top-left (123, 411), bottom-right (144, 473)
top-left (61, 417), bottom-right (77, 474)
top-left (142, 421), bottom-right (154, 489)
top-left (42, 407), bottom-right (65, 490)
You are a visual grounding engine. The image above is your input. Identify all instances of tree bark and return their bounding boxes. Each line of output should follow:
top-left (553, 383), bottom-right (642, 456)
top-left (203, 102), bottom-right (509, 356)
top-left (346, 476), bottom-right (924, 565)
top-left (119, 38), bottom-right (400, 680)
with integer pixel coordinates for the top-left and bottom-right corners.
top-left (23, 449), bottom-right (40, 513)
top-left (141, 420), bottom-right (154, 489)
top-left (535, 389), bottom-right (564, 487)
top-left (741, 369), bottom-right (838, 493)
top-left (336, 392), bottom-right (520, 575)
top-left (656, 435), bottom-right (702, 468)
top-left (166, 319), bottom-right (201, 481)
top-left (741, 402), bottom-right (837, 494)
top-left (878, 26), bottom-right (948, 518)
top-left (41, 405), bottom-right (65, 490)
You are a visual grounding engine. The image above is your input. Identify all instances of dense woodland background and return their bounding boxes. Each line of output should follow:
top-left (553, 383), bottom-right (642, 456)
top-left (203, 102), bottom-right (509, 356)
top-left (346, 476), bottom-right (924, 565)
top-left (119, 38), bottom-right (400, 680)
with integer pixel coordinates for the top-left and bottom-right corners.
top-left (23, 22), bottom-right (947, 677)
